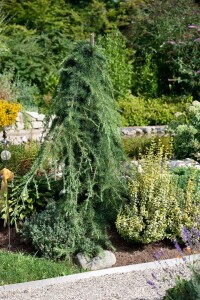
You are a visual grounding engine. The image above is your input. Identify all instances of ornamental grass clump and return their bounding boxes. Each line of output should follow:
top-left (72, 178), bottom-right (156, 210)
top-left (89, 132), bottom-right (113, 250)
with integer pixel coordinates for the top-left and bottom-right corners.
top-left (19, 40), bottom-right (127, 259)
top-left (116, 141), bottom-right (200, 244)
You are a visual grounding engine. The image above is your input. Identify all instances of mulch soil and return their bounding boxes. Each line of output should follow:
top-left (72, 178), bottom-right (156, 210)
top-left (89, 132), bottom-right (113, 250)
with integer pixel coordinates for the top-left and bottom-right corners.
top-left (108, 227), bottom-right (192, 267)
top-left (0, 223), bottom-right (196, 267)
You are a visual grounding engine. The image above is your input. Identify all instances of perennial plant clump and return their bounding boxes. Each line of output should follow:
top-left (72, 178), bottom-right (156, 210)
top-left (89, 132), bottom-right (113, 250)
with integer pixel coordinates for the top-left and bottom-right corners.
top-left (116, 141), bottom-right (200, 244)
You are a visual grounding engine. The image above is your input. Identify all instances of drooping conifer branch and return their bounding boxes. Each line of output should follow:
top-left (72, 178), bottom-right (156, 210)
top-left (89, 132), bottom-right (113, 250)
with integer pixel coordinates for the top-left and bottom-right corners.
top-left (18, 40), bottom-right (127, 257)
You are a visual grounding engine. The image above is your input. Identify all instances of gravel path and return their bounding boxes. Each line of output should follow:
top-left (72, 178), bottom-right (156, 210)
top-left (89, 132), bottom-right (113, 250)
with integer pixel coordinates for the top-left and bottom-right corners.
top-left (0, 264), bottom-right (191, 300)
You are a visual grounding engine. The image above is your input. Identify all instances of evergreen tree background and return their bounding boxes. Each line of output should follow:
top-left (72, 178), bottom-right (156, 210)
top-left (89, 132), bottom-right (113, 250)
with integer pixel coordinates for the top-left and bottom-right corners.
top-left (21, 40), bottom-right (127, 258)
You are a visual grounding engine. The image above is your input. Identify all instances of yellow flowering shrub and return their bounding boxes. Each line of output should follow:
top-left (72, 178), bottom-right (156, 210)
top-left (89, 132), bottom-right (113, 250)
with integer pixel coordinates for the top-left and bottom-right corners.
top-left (0, 99), bottom-right (22, 127)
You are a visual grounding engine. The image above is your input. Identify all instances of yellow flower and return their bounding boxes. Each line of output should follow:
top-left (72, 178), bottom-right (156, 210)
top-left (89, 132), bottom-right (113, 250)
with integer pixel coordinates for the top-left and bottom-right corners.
top-left (0, 99), bottom-right (22, 127)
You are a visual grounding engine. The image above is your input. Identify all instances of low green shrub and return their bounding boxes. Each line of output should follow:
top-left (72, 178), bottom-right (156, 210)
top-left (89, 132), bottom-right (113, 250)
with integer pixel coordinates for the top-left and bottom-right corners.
top-left (171, 101), bottom-right (200, 159)
top-left (22, 200), bottom-right (112, 259)
top-left (123, 135), bottom-right (172, 159)
top-left (116, 142), bottom-right (200, 244)
top-left (22, 201), bottom-right (75, 259)
top-left (118, 93), bottom-right (192, 126)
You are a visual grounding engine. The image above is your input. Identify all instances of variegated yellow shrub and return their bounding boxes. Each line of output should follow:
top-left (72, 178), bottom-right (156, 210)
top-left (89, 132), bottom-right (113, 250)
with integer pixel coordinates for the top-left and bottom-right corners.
top-left (116, 141), bottom-right (200, 244)
top-left (0, 99), bottom-right (22, 127)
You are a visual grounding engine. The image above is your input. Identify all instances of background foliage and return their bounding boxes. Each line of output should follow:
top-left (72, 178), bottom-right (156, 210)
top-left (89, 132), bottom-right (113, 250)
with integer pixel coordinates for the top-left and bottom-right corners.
top-left (98, 30), bottom-right (133, 99)
top-left (1, 0), bottom-right (199, 121)
top-left (118, 94), bottom-right (192, 126)
top-left (125, 0), bottom-right (200, 98)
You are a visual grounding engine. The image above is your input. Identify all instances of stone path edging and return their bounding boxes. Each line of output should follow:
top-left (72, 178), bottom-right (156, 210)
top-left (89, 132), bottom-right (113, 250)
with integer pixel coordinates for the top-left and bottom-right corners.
top-left (0, 253), bottom-right (199, 292)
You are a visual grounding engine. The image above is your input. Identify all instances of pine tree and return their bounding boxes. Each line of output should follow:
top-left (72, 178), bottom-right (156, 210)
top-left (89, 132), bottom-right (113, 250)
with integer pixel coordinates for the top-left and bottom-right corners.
top-left (20, 40), bottom-right (127, 258)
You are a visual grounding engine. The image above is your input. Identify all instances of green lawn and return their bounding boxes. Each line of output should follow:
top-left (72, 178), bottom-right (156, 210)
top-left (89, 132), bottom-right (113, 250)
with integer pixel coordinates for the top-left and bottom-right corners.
top-left (0, 250), bottom-right (81, 286)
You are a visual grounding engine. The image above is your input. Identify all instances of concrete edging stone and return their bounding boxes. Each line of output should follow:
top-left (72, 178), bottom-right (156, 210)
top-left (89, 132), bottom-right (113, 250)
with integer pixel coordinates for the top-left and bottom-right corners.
top-left (0, 253), bottom-right (199, 292)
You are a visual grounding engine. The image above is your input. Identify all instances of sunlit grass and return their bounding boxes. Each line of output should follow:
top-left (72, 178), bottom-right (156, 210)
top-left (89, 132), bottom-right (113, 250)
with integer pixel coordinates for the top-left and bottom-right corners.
top-left (0, 250), bottom-right (81, 286)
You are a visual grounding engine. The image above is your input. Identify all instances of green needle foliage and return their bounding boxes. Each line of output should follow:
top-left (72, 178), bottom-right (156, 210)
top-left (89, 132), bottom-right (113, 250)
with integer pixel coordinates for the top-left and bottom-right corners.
top-left (20, 40), bottom-right (127, 258)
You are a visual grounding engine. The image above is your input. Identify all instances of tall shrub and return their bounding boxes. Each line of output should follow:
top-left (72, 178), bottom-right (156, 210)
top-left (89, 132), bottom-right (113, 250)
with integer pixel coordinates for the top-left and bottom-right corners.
top-left (98, 30), bottom-right (133, 99)
top-left (20, 40), bottom-right (127, 258)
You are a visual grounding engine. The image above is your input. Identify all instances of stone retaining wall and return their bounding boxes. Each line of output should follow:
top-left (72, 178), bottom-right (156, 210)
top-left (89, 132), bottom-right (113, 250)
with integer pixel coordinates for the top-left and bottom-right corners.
top-left (121, 126), bottom-right (168, 136)
top-left (0, 111), bottom-right (169, 144)
top-left (0, 111), bottom-right (45, 144)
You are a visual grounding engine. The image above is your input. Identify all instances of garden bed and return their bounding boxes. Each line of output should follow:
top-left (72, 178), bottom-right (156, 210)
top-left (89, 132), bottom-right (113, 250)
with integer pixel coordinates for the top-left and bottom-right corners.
top-left (0, 225), bottom-right (195, 268)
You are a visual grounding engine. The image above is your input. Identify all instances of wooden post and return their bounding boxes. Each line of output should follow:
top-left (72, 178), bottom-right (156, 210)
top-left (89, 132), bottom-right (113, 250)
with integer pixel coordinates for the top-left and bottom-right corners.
top-left (90, 33), bottom-right (94, 48)
top-left (1, 128), bottom-right (11, 249)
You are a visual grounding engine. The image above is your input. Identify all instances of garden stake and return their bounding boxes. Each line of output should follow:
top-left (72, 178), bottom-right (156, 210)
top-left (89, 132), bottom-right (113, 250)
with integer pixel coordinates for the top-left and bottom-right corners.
top-left (0, 128), bottom-right (13, 250)
top-left (90, 33), bottom-right (94, 47)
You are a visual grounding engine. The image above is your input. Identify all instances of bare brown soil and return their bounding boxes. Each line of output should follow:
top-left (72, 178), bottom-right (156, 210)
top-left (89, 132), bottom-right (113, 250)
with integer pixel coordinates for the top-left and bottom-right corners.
top-left (108, 227), bottom-right (189, 267)
top-left (0, 226), bottom-right (32, 254)
top-left (0, 224), bottom-right (195, 267)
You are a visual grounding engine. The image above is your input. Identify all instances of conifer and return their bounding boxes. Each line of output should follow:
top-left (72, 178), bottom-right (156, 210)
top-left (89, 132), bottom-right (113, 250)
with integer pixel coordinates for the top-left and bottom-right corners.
top-left (20, 40), bottom-right (127, 257)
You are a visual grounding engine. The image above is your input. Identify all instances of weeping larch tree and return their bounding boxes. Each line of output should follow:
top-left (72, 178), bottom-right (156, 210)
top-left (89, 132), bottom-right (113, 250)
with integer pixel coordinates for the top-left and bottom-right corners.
top-left (19, 40), bottom-right (127, 258)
